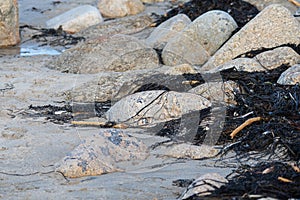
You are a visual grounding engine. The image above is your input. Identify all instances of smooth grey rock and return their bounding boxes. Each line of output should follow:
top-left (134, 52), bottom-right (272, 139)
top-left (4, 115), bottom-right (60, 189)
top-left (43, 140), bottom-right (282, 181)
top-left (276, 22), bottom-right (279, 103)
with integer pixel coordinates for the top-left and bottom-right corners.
top-left (162, 33), bottom-right (210, 66)
top-left (254, 46), bottom-right (300, 70)
top-left (48, 34), bottom-right (159, 74)
top-left (189, 81), bottom-right (239, 105)
top-left (181, 173), bottom-right (228, 199)
top-left (277, 64), bottom-right (300, 85)
top-left (145, 14), bottom-right (191, 49)
top-left (75, 14), bottom-right (153, 40)
top-left (97, 0), bottom-right (144, 18)
top-left (46, 5), bottom-right (103, 33)
top-left (162, 10), bottom-right (237, 66)
top-left (189, 10), bottom-right (238, 55)
top-left (202, 4), bottom-right (300, 71)
top-left (206, 58), bottom-right (265, 73)
top-left (0, 0), bottom-right (20, 47)
top-left (55, 129), bottom-right (149, 178)
top-left (106, 90), bottom-right (211, 127)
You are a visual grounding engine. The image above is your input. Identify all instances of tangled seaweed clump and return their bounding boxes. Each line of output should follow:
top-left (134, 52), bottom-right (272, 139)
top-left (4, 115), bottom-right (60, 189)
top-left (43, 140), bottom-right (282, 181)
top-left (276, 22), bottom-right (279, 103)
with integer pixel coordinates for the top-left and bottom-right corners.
top-left (202, 162), bottom-right (300, 199)
top-left (155, 0), bottom-right (259, 27)
top-left (218, 65), bottom-right (300, 161)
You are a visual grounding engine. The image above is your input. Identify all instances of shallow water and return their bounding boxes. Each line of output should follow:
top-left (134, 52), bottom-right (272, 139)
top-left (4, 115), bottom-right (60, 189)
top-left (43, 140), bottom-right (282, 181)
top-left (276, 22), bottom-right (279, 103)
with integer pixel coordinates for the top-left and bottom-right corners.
top-left (0, 45), bottom-right (62, 57)
top-left (20, 46), bottom-right (61, 56)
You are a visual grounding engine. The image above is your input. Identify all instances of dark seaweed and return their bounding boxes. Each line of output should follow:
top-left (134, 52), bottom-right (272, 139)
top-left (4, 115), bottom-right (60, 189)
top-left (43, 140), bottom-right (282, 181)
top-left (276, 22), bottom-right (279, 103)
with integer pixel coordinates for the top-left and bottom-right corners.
top-left (155, 0), bottom-right (259, 28)
top-left (190, 162), bottom-right (300, 199)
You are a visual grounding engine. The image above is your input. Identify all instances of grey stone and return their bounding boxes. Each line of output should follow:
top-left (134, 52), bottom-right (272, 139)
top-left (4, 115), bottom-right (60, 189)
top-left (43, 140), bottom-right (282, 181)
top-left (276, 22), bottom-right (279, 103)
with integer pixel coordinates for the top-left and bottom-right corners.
top-left (162, 144), bottom-right (219, 159)
top-left (206, 58), bottom-right (265, 73)
top-left (162, 10), bottom-right (237, 66)
top-left (189, 80), bottom-right (239, 105)
top-left (48, 34), bottom-right (159, 74)
top-left (189, 10), bottom-right (238, 55)
top-left (105, 90), bottom-right (211, 127)
top-left (244, 0), bottom-right (298, 12)
top-left (162, 33), bottom-right (210, 66)
top-left (55, 129), bottom-right (149, 178)
top-left (75, 14), bottom-right (153, 40)
top-left (277, 64), bottom-right (300, 85)
top-left (145, 14), bottom-right (191, 49)
top-left (97, 0), bottom-right (144, 18)
top-left (254, 47), bottom-right (300, 70)
top-left (202, 4), bottom-right (300, 71)
top-left (46, 5), bottom-right (103, 33)
top-left (181, 173), bottom-right (228, 199)
top-left (0, 0), bottom-right (20, 47)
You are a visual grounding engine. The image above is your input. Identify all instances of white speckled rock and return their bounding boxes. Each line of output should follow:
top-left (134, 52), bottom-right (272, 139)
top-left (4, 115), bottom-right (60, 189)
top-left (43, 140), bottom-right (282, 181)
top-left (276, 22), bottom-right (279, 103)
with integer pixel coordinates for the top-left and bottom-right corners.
top-left (48, 34), bottom-right (159, 74)
top-left (162, 10), bottom-right (237, 66)
top-left (254, 46), bottom-right (300, 70)
top-left (202, 4), bottom-right (300, 71)
top-left (106, 90), bottom-right (211, 127)
top-left (46, 5), bottom-right (103, 33)
top-left (0, 0), bottom-right (20, 47)
top-left (55, 129), bottom-right (149, 178)
top-left (97, 0), bottom-right (144, 18)
top-left (277, 64), bottom-right (300, 85)
top-left (206, 58), bottom-right (265, 73)
top-left (189, 81), bottom-right (239, 104)
top-left (145, 14), bottom-right (191, 49)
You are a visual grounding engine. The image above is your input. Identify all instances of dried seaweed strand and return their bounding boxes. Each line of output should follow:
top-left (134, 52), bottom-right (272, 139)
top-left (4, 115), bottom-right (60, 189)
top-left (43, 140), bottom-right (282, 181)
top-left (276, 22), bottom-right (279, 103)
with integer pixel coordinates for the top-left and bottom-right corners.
top-left (71, 121), bottom-right (128, 129)
top-left (278, 176), bottom-right (293, 183)
top-left (288, 0), bottom-right (300, 6)
top-left (230, 117), bottom-right (262, 139)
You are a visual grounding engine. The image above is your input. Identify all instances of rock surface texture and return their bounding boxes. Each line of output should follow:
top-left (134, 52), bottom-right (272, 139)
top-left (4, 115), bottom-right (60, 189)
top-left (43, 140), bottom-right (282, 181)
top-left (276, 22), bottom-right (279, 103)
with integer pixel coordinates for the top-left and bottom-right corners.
top-left (254, 46), bottom-right (300, 70)
top-left (55, 129), bottom-right (149, 178)
top-left (0, 0), bottom-right (20, 47)
top-left (145, 14), bottom-right (191, 49)
top-left (106, 90), bottom-right (211, 127)
top-left (97, 0), bottom-right (145, 18)
top-left (76, 14), bottom-right (153, 40)
top-left (162, 10), bottom-right (237, 66)
top-left (207, 58), bottom-right (265, 73)
top-left (277, 64), bottom-right (300, 85)
top-left (202, 4), bottom-right (300, 71)
top-left (48, 34), bottom-right (159, 73)
top-left (46, 5), bottom-right (103, 33)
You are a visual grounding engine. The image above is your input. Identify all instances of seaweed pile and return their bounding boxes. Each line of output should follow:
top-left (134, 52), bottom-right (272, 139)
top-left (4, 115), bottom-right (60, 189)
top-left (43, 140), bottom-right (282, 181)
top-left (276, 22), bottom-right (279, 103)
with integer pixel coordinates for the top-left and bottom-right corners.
top-left (155, 0), bottom-right (259, 27)
top-left (205, 65), bottom-right (300, 198)
top-left (26, 104), bottom-right (73, 124)
top-left (218, 65), bottom-right (300, 161)
top-left (188, 162), bottom-right (300, 199)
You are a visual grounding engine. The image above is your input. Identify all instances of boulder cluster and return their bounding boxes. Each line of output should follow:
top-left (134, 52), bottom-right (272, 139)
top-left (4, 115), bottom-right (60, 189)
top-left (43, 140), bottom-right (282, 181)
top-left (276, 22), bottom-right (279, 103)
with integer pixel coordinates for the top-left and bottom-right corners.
top-left (45, 2), bottom-right (300, 181)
